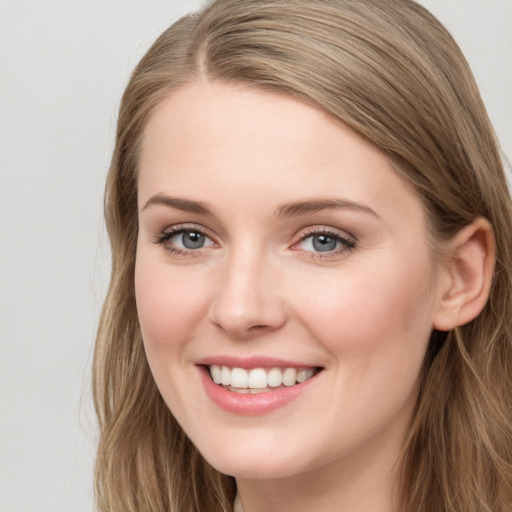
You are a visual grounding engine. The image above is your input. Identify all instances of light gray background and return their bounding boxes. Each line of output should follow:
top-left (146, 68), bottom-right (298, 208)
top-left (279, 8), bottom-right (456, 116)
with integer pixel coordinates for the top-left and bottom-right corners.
top-left (1, 1), bottom-right (511, 511)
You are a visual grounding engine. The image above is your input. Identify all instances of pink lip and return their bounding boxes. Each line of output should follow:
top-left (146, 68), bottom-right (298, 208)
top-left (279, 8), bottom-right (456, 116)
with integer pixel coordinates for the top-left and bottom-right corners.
top-left (196, 355), bottom-right (318, 369)
top-left (197, 364), bottom-right (322, 416)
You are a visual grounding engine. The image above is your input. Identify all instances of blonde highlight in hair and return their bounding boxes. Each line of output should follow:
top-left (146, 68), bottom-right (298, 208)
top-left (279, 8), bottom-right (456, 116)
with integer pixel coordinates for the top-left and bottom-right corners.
top-left (93, 1), bottom-right (512, 510)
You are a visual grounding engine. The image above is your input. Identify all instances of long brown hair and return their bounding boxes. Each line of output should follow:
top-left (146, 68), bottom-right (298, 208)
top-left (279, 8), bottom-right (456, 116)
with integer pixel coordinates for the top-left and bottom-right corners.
top-left (93, 1), bottom-right (512, 510)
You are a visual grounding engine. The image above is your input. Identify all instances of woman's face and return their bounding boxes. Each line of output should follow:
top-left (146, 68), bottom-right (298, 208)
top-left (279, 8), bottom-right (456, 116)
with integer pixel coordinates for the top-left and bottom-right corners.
top-left (135, 82), bottom-right (445, 479)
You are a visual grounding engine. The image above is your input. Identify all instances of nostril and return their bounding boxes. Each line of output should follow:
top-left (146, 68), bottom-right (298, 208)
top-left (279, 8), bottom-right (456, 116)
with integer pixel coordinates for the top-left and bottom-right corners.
top-left (212, 321), bottom-right (269, 338)
top-left (210, 309), bottom-right (285, 338)
top-left (248, 324), bottom-right (269, 331)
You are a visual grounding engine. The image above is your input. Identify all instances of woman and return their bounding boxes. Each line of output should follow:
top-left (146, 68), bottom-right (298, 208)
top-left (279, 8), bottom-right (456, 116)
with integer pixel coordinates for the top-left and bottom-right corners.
top-left (93, 1), bottom-right (512, 511)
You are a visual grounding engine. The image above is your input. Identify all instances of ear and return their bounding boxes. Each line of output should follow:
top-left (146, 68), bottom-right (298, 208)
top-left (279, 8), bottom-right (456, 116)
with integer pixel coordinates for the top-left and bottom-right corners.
top-left (433, 217), bottom-right (495, 331)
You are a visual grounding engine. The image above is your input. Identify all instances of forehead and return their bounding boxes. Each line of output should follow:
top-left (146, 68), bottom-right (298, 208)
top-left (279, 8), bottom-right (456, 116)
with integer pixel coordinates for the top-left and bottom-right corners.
top-left (138, 82), bottom-right (424, 229)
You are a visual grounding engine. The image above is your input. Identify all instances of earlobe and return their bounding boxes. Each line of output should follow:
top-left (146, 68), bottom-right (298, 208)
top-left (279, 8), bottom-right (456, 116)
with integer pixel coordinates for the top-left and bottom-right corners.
top-left (433, 218), bottom-right (495, 332)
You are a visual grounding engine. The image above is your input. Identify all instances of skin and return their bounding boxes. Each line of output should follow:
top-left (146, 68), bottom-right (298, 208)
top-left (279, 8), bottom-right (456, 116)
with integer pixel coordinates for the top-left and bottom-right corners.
top-left (135, 82), bottom-right (465, 512)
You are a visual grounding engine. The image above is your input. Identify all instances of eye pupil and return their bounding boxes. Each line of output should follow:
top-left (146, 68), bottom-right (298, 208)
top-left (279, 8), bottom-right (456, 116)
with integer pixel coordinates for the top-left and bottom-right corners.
top-left (182, 231), bottom-right (205, 249)
top-left (312, 234), bottom-right (337, 252)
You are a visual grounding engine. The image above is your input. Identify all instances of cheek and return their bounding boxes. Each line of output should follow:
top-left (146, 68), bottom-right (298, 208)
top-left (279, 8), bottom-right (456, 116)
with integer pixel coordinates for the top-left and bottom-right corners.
top-left (283, 258), bottom-right (437, 449)
top-left (290, 256), bottom-right (436, 370)
top-left (134, 252), bottom-right (211, 358)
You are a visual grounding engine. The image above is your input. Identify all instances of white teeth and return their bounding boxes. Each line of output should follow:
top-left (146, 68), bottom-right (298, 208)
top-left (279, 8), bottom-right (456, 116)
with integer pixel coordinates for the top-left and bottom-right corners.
top-left (221, 366), bottom-right (231, 386)
top-left (231, 367), bottom-right (248, 388)
top-left (267, 367), bottom-right (283, 387)
top-left (297, 368), bottom-right (314, 383)
top-left (248, 368), bottom-right (267, 388)
top-left (282, 367), bottom-right (297, 386)
top-left (208, 365), bottom-right (317, 390)
top-left (211, 365), bottom-right (222, 384)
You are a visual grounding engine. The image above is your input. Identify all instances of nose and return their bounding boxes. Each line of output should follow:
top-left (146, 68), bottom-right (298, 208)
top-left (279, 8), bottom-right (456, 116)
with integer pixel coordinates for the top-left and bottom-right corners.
top-left (208, 249), bottom-right (287, 339)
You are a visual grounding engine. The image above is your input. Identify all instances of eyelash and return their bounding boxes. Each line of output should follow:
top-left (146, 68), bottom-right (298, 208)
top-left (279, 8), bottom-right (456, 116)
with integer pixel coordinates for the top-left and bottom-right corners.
top-left (152, 224), bottom-right (214, 257)
top-left (152, 224), bottom-right (356, 258)
top-left (293, 227), bottom-right (356, 258)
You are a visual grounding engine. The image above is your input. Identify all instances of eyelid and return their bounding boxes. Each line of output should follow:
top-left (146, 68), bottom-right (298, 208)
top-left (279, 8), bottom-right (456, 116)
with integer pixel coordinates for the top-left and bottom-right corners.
top-left (293, 225), bottom-right (357, 243)
top-left (154, 222), bottom-right (207, 239)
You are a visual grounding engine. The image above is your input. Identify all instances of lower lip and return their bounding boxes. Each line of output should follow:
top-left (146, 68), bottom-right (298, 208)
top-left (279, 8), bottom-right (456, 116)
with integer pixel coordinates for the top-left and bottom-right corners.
top-left (198, 366), bottom-right (321, 415)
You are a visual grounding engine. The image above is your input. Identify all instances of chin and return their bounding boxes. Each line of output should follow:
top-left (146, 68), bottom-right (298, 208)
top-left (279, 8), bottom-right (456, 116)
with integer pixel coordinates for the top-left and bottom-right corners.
top-left (194, 434), bottom-right (320, 480)
top-left (205, 454), bottom-right (302, 480)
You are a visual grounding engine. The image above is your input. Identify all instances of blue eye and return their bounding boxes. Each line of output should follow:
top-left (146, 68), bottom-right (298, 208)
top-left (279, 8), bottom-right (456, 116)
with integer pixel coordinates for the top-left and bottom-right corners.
top-left (154, 226), bottom-right (214, 253)
top-left (170, 230), bottom-right (207, 249)
top-left (298, 231), bottom-right (355, 254)
top-left (310, 234), bottom-right (339, 252)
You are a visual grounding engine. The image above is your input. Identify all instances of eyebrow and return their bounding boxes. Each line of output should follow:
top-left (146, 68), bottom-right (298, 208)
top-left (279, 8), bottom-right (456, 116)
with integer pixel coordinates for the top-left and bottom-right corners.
top-left (275, 198), bottom-right (379, 219)
top-left (141, 194), bottom-right (213, 215)
top-left (142, 194), bottom-right (379, 219)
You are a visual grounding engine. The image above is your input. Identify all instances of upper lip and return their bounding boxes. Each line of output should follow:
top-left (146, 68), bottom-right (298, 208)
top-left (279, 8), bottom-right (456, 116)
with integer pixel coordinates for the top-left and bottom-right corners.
top-left (196, 355), bottom-right (321, 370)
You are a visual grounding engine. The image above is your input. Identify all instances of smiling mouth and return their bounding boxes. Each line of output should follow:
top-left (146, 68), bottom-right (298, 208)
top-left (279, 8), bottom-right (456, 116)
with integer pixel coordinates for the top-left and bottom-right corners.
top-left (206, 365), bottom-right (323, 394)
